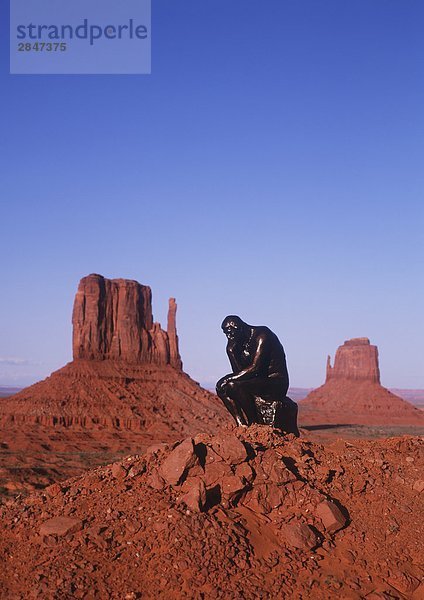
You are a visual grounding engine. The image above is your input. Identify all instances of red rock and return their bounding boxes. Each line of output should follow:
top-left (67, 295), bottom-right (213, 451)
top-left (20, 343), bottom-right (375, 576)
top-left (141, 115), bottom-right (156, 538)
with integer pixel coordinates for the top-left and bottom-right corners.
top-left (300, 338), bottom-right (424, 426)
top-left (40, 516), bottom-right (82, 537)
top-left (111, 463), bottom-right (127, 479)
top-left (260, 450), bottom-right (286, 481)
top-left (160, 438), bottom-right (197, 485)
top-left (280, 523), bottom-right (318, 550)
top-left (179, 477), bottom-right (207, 512)
top-left (72, 274), bottom-right (182, 368)
top-left (127, 462), bottom-right (146, 478)
top-left (210, 434), bottom-right (247, 465)
top-left (412, 480), bottom-right (424, 493)
top-left (269, 462), bottom-right (297, 484)
top-left (315, 500), bottom-right (346, 532)
top-left (242, 483), bottom-right (272, 514)
top-left (145, 443), bottom-right (169, 458)
top-left (387, 571), bottom-right (421, 594)
top-left (0, 359), bottom-right (228, 487)
top-left (267, 484), bottom-right (287, 509)
top-left (203, 445), bottom-right (223, 465)
top-left (204, 461), bottom-right (233, 486)
top-left (235, 462), bottom-right (254, 484)
top-left (326, 338), bottom-right (380, 383)
top-left (0, 273), bottom-right (230, 496)
top-left (167, 298), bottom-right (183, 370)
top-left (45, 483), bottom-right (62, 497)
top-left (186, 463), bottom-right (205, 477)
top-left (0, 426), bottom-right (422, 599)
top-left (412, 583), bottom-right (424, 599)
top-left (251, 461), bottom-right (269, 482)
top-left (221, 474), bottom-right (246, 505)
top-left (146, 470), bottom-right (165, 490)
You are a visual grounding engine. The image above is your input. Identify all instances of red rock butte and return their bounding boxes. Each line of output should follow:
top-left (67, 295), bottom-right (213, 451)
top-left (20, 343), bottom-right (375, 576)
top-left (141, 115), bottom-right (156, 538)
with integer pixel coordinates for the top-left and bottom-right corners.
top-left (72, 274), bottom-right (182, 369)
top-left (300, 338), bottom-right (424, 425)
top-left (0, 274), bottom-right (229, 495)
top-left (326, 337), bottom-right (380, 383)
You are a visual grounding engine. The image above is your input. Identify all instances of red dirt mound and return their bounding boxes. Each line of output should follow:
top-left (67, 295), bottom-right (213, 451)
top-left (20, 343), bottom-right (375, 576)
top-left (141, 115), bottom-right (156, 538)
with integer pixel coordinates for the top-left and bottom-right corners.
top-left (1, 426), bottom-right (422, 599)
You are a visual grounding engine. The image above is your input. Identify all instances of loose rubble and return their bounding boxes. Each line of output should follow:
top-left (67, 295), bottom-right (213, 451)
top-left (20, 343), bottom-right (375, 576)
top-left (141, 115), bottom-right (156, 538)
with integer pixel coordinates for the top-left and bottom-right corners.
top-left (0, 425), bottom-right (423, 599)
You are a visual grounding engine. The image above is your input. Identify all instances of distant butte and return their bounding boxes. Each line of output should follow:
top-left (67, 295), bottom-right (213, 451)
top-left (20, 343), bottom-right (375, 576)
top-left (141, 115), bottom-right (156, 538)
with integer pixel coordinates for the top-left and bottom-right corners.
top-left (326, 337), bottom-right (380, 383)
top-left (299, 337), bottom-right (424, 426)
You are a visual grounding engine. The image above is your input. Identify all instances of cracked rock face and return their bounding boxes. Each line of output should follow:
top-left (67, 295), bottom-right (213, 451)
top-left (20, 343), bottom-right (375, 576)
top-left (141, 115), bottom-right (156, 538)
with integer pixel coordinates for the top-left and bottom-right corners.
top-left (72, 273), bottom-right (182, 368)
top-left (326, 338), bottom-right (380, 383)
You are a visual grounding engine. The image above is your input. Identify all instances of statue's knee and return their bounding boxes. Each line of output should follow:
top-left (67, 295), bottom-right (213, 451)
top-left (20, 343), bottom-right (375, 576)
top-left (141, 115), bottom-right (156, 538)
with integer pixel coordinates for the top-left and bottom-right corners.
top-left (216, 378), bottom-right (240, 399)
top-left (227, 380), bottom-right (241, 396)
top-left (216, 378), bottom-right (228, 396)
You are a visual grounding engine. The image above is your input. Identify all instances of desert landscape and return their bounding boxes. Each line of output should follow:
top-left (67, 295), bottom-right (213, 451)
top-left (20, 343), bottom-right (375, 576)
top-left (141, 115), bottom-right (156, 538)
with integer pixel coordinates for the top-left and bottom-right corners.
top-left (0, 274), bottom-right (423, 599)
top-left (0, 275), bottom-right (229, 497)
top-left (2, 3), bottom-right (423, 598)
top-left (298, 338), bottom-right (424, 443)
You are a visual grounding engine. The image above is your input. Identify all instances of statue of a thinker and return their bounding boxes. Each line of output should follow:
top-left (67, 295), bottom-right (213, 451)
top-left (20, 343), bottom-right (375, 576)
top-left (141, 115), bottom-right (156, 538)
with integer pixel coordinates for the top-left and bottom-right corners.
top-left (216, 315), bottom-right (299, 436)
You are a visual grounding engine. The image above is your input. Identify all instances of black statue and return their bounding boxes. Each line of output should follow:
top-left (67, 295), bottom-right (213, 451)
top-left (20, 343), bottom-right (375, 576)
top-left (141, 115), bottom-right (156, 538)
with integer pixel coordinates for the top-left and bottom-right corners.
top-left (216, 315), bottom-right (299, 436)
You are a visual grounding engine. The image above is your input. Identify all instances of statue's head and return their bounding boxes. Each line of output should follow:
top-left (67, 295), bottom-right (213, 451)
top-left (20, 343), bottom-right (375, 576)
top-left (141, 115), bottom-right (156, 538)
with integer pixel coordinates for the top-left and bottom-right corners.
top-left (221, 315), bottom-right (248, 342)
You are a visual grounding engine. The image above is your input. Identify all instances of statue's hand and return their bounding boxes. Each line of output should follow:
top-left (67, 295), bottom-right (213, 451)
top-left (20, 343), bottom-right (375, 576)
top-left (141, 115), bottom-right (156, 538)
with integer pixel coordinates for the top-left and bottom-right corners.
top-left (216, 374), bottom-right (233, 390)
top-left (227, 340), bottom-right (239, 353)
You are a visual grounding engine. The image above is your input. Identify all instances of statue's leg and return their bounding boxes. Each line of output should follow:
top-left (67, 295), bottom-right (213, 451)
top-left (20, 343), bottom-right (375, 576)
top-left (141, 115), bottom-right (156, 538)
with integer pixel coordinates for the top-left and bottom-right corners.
top-left (216, 379), bottom-right (248, 426)
top-left (226, 380), bottom-right (257, 425)
top-left (237, 378), bottom-right (285, 427)
top-left (242, 379), bottom-right (299, 435)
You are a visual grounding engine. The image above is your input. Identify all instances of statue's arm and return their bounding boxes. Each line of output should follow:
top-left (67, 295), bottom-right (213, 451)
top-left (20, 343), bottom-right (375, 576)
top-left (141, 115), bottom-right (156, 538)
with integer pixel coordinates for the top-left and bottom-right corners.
top-left (228, 334), bottom-right (268, 382)
top-left (226, 343), bottom-right (243, 373)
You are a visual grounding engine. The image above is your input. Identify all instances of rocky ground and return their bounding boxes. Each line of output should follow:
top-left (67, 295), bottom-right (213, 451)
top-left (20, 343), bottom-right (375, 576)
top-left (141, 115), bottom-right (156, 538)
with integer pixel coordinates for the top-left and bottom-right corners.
top-left (300, 423), bottom-right (424, 444)
top-left (1, 425), bottom-right (423, 599)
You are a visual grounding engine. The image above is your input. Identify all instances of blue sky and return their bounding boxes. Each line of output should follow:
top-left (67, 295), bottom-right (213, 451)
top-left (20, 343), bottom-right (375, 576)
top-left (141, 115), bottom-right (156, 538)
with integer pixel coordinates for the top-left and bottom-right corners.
top-left (1, 0), bottom-right (423, 389)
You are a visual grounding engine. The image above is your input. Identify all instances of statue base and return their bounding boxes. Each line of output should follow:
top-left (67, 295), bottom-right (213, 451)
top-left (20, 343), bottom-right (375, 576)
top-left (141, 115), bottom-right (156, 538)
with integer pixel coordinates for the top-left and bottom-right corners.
top-left (254, 396), bottom-right (300, 436)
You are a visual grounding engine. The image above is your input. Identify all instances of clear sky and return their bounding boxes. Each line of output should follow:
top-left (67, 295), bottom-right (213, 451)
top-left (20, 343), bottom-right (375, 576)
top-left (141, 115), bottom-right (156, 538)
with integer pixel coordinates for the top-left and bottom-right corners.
top-left (1, 0), bottom-right (423, 389)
